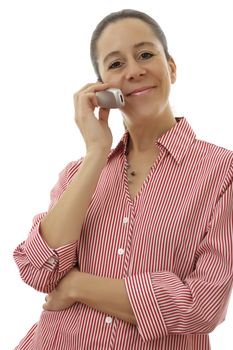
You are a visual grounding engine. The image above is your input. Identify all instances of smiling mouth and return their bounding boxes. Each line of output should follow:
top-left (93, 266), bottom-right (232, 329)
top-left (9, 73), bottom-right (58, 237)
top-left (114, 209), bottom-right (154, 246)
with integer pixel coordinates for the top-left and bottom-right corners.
top-left (126, 86), bottom-right (156, 97)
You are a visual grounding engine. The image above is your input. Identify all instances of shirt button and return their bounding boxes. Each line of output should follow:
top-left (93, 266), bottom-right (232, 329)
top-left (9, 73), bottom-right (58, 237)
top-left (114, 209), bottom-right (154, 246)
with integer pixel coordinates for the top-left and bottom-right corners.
top-left (123, 217), bottom-right (129, 224)
top-left (118, 248), bottom-right (125, 256)
top-left (47, 257), bottom-right (57, 265)
top-left (105, 316), bottom-right (113, 324)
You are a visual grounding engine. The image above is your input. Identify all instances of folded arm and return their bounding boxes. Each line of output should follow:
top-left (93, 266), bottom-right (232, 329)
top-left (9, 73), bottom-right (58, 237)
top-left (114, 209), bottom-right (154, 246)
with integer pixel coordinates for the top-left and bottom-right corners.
top-left (43, 178), bottom-right (233, 342)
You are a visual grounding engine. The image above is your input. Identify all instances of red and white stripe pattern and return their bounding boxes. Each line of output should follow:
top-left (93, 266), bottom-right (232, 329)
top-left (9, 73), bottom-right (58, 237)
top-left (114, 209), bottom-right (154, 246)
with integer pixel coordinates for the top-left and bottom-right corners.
top-left (14, 118), bottom-right (233, 349)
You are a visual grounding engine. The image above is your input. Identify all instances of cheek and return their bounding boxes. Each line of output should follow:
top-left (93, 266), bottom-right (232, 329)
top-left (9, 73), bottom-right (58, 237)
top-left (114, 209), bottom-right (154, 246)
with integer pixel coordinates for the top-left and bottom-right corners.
top-left (101, 71), bottom-right (119, 84)
top-left (159, 67), bottom-right (173, 87)
top-left (101, 74), bottom-right (122, 87)
top-left (165, 65), bottom-right (176, 84)
top-left (98, 66), bottom-right (121, 85)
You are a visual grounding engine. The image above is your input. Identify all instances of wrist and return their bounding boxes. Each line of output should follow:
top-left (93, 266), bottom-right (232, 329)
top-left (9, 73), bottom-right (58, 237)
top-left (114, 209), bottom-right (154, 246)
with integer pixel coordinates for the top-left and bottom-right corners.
top-left (67, 269), bottom-right (82, 303)
top-left (86, 147), bottom-right (110, 159)
top-left (84, 149), bottom-right (109, 167)
top-left (75, 272), bottom-right (90, 303)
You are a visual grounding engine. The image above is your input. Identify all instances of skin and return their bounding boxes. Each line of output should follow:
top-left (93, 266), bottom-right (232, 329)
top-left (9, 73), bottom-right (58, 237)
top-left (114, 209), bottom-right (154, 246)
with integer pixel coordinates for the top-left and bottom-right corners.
top-left (97, 18), bottom-right (177, 151)
top-left (43, 18), bottom-right (177, 326)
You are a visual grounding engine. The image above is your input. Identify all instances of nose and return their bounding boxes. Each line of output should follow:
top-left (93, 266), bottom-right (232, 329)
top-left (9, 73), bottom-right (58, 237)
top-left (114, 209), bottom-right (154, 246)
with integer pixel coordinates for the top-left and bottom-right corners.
top-left (125, 59), bottom-right (146, 80)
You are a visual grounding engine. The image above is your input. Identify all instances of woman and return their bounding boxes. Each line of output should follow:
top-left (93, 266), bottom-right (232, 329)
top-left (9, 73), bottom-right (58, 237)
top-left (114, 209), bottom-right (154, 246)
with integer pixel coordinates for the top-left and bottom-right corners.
top-left (14, 9), bottom-right (233, 350)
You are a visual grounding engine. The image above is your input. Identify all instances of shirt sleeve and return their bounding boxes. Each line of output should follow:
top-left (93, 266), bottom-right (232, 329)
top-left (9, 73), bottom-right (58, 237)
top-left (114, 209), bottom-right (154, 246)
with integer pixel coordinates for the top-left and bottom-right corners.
top-left (124, 165), bottom-right (233, 343)
top-left (13, 159), bottom-right (83, 294)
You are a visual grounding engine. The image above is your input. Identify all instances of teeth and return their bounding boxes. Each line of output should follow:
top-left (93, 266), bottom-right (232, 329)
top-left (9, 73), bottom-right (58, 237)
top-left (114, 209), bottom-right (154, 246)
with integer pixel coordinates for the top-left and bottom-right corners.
top-left (127, 86), bottom-right (155, 96)
top-left (134, 90), bottom-right (147, 95)
top-left (132, 88), bottom-right (151, 96)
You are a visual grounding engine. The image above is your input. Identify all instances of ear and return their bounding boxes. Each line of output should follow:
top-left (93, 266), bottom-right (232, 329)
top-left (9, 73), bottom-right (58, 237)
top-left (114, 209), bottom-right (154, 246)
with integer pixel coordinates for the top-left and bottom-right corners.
top-left (168, 57), bottom-right (176, 84)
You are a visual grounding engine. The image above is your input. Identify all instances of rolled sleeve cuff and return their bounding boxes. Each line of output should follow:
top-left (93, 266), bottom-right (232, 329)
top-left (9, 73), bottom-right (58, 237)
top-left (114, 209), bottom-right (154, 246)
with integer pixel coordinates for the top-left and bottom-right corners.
top-left (124, 272), bottom-right (168, 342)
top-left (25, 222), bottom-right (78, 273)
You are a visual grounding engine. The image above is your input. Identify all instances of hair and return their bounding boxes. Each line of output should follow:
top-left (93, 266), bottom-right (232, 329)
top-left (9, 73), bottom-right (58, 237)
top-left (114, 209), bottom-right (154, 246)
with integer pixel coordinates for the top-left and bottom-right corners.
top-left (90, 9), bottom-right (171, 80)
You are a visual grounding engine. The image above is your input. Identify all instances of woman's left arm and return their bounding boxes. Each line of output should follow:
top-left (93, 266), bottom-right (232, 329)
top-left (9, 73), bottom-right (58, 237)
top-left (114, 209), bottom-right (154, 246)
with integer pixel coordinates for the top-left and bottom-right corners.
top-left (43, 268), bottom-right (136, 324)
top-left (124, 177), bottom-right (233, 342)
top-left (44, 177), bottom-right (233, 343)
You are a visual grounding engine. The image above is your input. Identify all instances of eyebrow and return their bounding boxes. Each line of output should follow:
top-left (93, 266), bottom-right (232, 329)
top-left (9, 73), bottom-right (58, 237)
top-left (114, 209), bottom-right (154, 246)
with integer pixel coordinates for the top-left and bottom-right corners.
top-left (103, 41), bottom-right (157, 64)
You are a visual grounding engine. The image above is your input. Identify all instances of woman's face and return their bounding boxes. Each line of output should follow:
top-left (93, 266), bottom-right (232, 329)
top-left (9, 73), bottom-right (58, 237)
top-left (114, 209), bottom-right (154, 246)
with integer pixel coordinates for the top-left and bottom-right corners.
top-left (97, 18), bottom-right (176, 121)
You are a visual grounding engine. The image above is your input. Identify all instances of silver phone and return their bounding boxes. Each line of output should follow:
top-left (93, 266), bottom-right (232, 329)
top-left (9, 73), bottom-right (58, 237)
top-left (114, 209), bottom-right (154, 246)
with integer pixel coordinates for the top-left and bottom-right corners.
top-left (96, 88), bottom-right (125, 108)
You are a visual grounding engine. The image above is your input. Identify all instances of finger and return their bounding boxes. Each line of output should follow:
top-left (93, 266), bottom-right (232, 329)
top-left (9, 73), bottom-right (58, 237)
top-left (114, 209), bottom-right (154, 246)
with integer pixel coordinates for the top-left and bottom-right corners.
top-left (99, 107), bottom-right (110, 122)
top-left (75, 92), bottom-right (99, 116)
top-left (74, 82), bottom-right (108, 94)
top-left (74, 82), bottom-right (110, 99)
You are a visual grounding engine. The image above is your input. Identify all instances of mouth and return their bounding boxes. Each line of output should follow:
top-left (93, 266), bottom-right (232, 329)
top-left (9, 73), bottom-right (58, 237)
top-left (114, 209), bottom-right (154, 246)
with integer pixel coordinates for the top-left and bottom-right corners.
top-left (126, 86), bottom-right (156, 97)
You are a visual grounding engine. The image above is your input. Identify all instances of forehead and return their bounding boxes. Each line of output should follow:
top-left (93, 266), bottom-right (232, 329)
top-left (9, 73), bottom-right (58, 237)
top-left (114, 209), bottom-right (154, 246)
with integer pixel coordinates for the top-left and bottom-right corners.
top-left (96, 18), bottom-right (162, 59)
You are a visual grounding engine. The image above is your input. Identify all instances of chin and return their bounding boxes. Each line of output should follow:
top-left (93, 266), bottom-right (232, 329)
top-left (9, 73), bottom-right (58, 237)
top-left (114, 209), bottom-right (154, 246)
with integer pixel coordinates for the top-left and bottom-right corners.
top-left (131, 105), bottom-right (161, 119)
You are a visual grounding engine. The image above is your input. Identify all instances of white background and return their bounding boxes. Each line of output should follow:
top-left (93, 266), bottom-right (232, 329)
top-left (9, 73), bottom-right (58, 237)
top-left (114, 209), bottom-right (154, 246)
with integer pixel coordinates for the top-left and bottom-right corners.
top-left (1, 0), bottom-right (233, 349)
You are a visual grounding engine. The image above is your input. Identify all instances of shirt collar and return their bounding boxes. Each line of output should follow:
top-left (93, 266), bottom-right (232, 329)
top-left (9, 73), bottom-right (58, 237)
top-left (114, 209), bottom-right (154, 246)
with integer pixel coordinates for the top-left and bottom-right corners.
top-left (109, 117), bottom-right (196, 164)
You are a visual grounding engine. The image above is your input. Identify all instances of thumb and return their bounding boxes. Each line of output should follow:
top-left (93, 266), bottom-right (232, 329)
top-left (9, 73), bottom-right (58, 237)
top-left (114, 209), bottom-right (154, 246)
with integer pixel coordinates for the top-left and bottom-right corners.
top-left (99, 107), bottom-right (110, 123)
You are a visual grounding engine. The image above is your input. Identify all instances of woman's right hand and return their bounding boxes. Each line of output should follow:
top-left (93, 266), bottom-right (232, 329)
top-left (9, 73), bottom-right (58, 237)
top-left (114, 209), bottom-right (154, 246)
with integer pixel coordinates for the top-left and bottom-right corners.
top-left (73, 82), bottom-right (113, 155)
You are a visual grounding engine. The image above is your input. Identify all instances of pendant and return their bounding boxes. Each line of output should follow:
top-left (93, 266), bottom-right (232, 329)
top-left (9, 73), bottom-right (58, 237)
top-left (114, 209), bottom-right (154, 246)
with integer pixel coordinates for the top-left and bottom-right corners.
top-left (126, 160), bottom-right (136, 184)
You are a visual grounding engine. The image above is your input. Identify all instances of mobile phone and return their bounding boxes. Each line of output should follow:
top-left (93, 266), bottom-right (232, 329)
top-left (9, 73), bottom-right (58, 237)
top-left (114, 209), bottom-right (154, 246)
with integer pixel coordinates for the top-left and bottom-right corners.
top-left (96, 88), bottom-right (125, 108)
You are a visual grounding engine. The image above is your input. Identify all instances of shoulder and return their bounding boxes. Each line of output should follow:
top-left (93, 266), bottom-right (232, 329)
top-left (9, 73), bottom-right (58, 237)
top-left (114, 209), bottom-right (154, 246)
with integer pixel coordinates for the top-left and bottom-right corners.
top-left (194, 139), bottom-right (233, 191)
top-left (65, 158), bottom-right (84, 176)
top-left (194, 138), bottom-right (233, 164)
top-left (56, 158), bottom-right (84, 184)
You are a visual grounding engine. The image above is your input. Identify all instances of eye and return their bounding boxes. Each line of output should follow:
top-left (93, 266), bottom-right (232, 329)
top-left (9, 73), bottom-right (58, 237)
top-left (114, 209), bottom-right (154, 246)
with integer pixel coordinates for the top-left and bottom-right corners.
top-left (138, 51), bottom-right (154, 60)
top-left (108, 61), bottom-right (123, 70)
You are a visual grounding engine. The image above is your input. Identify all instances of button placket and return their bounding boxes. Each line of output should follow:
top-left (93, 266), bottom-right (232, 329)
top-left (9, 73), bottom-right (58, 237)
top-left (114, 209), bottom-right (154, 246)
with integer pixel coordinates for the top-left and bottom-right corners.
top-left (47, 257), bottom-right (56, 264)
top-left (123, 217), bottom-right (129, 224)
top-left (118, 248), bottom-right (124, 256)
top-left (105, 316), bottom-right (113, 324)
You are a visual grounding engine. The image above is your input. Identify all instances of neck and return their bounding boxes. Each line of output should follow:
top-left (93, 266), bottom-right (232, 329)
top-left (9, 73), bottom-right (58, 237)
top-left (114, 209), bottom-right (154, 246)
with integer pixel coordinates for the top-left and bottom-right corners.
top-left (125, 113), bottom-right (177, 154)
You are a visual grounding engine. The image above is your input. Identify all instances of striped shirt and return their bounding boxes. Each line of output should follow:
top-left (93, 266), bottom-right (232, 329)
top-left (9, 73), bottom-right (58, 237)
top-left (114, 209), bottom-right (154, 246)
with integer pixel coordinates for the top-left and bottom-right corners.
top-left (14, 117), bottom-right (233, 349)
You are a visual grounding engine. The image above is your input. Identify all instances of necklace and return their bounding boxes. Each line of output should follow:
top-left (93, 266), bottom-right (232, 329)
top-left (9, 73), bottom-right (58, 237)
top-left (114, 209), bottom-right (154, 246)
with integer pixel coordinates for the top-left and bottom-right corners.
top-left (125, 143), bottom-right (137, 184)
top-left (126, 161), bottom-right (137, 184)
top-left (125, 139), bottom-right (157, 185)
